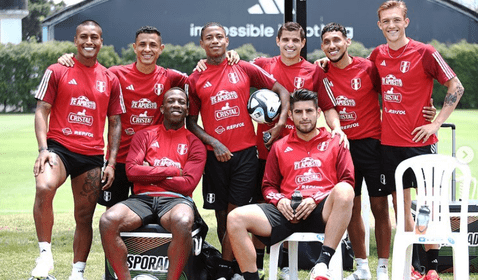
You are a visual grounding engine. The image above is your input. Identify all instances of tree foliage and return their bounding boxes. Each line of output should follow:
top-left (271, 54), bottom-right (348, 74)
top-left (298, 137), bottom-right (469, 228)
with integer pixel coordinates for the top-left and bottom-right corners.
top-left (22, 0), bottom-right (66, 42)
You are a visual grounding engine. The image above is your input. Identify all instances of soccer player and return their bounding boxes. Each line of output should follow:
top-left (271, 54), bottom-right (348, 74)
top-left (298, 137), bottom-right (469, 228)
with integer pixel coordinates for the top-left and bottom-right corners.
top-left (99, 87), bottom-right (206, 280)
top-left (227, 89), bottom-right (355, 280)
top-left (31, 20), bottom-right (125, 280)
top-left (186, 22), bottom-right (289, 280)
top-left (370, 1), bottom-right (464, 279)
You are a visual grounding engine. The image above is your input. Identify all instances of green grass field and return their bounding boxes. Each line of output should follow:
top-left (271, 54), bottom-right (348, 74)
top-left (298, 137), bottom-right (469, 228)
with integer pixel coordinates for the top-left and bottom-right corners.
top-left (1, 111), bottom-right (477, 279)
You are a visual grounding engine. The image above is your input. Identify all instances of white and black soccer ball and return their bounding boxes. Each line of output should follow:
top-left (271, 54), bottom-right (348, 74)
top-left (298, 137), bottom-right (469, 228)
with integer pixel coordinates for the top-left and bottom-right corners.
top-left (247, 89), bottom-right (281, 124)
top-left (132, 274), bottom-right (159, 280)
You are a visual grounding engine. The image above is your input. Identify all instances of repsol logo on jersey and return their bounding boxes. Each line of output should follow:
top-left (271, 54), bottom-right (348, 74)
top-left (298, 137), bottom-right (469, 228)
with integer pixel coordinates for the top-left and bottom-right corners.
top-left (131, 98), bottom-right (158, 109)
top-left (385, 108), bottom-right (406, 115)
top-left (215, 105), bottom-right (240, 121)
top-left (210, 90), bottom-right (238, 105)
top-left (127, 254), bottom-right (168, 272)
top-left (341, 123), bottom-right (359, 130)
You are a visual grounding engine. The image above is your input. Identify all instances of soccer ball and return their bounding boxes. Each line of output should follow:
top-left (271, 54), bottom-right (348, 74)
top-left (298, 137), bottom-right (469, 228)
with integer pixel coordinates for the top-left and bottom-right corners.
top-left (247, 89), bottom-right (281, 124)
top-left (132, 274), bottom-right (159, 280)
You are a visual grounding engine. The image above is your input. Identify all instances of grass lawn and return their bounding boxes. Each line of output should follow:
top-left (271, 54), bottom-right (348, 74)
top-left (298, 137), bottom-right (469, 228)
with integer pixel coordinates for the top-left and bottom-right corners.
top-left (1, 111), bottom-right (477, 279)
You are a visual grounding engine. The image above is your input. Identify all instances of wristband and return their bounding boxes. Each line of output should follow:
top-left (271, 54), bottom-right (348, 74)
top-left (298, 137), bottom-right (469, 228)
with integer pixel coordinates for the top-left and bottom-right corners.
top-left (38, 147), bottom-right (48, 153)
top-left (107, 164), bottom-right (116, 170)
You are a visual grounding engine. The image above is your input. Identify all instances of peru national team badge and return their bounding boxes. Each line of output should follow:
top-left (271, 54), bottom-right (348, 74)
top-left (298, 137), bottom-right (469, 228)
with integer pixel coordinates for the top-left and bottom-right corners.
top-left (228, 72), bottom-right (239, 84)
top-left (96, 81), bottom-right (106, 93)
top-left (154, 83), bottom-right (164, 96)
top-left (103, 191), bottom-right (111, 202)
top-left (400, 61), bottom-right (411, 73)
top-left (206, 193), bottom-right (215, 204)
top-left (351, 78), bottom-right (361, 91)
top-left (317, 141), bottom-right (329, 152)
top-left (294, 77), bottom-right (305, 89)
top-left (177, 144), bottom-right (188, 155)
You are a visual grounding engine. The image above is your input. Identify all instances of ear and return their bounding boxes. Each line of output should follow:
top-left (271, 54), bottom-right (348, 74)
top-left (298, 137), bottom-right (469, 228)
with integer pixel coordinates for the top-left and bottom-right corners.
top-left (160, 104), bottom-right (165, 114)
top-left (300, 38), bottom-right (306, 49)
top-left (276, 36), bottom-right (280, 47)
top-left (377, 20), bottom-right (382, 30)
top-left (199, 39), bottom-right (205, 49)
top-left (404, 17), bottom-right (410, 28)
top-left (225, 37), bottom-right (229, 47)
top-left (133, 43), bottom-right (137, 55)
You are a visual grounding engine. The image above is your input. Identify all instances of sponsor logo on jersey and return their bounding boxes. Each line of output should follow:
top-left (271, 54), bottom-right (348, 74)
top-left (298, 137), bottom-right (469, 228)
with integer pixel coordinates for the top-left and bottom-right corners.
top-left (384, 107), bottom-right (406, 115)
top-left (294, 157), bottom-right (321, 170)
top-left (341, 123), bottom-right (359, 130)
top-left (317, 141), bottom-right (329, 152)
top-left (68, 79), bottom-right (77, 85)
top-left (215, 126), bottom-right (226, 134)
top-left (295, 169), bottom-right (323, 185)
top-left (131, 98), bottom-right (158, 109)
top-left (154, 83), bottom-right (164, 96)
top-left (154, 157), bottom-right (181, 168)
top-left (284, 147), bottom-right (293, 153)
top-left (70, 96), bottom-right (97, 109)
top-left (62, 127), bottom-right (72, 135)
top-left (74, 130), bottom-right (94, 138)
top-left (127, 254), bottom-right (168, 272)
top-left (215, 103), bottom-right (240, 121)
top-left (96, 81), bottom-right (106, 93)
top-left (126, 84), bottom-right (134, 91)
top-left (285, 124), bottom-right (295, 130)
top-left (339, 108), bottom-right (357, 122)
top-left (228, 72), bottom-right (239, 84)
top-left (125, 128), bottom-right (135, 135)
top-left (130, 111), bottom-right (154, 125)
top-left (383, 87), bottom-right (402, 103)
top-left (382, 74), bottom-right (403, 87)
top-left (210, 90), bottom-right (238, 105)
top-left (68, 109), bottom-right (93, 126)
top-left (350, 78), bottom-right (361, 90)
top-left (335, 96), bottom-right (356, 107)
top-left (177, 144), bottom-right (188, 155)
top-left (226, 122), bottom-right (245, 131)
top-left (294, 77), bottom-right (305, 89)
top-left (400, 61), bottom-right (411, 73)
top-left (206, 193), bottom-right (215, 204)
top-left (151, 141), bottom-right (159, 148)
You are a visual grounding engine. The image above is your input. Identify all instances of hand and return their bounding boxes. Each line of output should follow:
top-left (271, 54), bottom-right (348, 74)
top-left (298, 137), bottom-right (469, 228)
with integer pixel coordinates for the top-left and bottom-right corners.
top-left (422, 98), bottom-right (436, 122)
top-left (33, 150), bottom-right (53, 176)
top-left (193, 59), bottom-right (207, 72)
top-left (331, 128), bottom-right (349, 149)
top-left (211, 140), bottom-right (233, 162)
top-left (58, 53), bottom-right (75, 67)
top-left (264, 123), bottom-right (284, 149)
top-left (411, 122), bottom-right (440, 143)
top-left (101, 165), bottom-right (115, 190)
top-left (277, 198), bottom-right (295, 222)
top-left (226, 50), bottom-right (240, 65)
top-left (295, 197), bottom-right (317, 221)
top-left (314, 57), bottom-right (330, 72)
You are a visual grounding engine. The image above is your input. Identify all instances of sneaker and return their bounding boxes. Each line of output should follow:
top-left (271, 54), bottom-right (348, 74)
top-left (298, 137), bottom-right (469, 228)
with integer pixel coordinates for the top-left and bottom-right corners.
top-left (279, 267), bottom-right (290, 280)
top-left (68, 275), bottom-right (86, 280)
top-left (424, 270), bottom-right (441, 280)
top-left (258, 269), bottom-right (265, 280)
top-left (376, 266), bottom-right (388, 280)
top-left (231, 273), bottom-right (244, 280)
top-left (309, 263), bottom-right (331, 280)
top-left (31, 256), bottom-right (54, 278)
top-left (345, 267), bottom-right (372, 280)
top-left (411, 267), bottom-right (425, 280)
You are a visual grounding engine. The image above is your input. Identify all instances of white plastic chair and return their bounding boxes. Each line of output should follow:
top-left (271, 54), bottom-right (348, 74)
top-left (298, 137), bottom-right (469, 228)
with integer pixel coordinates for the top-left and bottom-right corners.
top-left (269, 232), bottom-right (344, 280)
top-left (391, 154), bottom-right (471, 280)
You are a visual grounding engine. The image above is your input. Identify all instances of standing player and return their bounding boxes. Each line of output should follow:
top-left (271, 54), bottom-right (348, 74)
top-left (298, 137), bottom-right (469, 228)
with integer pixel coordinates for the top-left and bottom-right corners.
top-left (31, 20), bottom-right (125, 280)
top-left (186, 22), bottom-right (289, 280)
top-left (370, 1), bottom-right (464, 279)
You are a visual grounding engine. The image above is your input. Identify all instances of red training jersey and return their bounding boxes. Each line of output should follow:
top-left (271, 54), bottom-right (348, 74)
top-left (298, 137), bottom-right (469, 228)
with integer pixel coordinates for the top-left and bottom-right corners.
top-left (108, 63), bottom-right (188, 163)
top-left (125, 124), bottom-right (206, 198)
top-left (35, 58), bottom-right (125, 156)
top-left (262, 127), bottom-right (354, 205)
top-left (326, 56), bottom-right (381, 140)
top-left (369, 39), bottom-right (455, 147)
top-left (252, 56), bottom-right (336, 159)
top-left (188, 59), bottom-right (276, 152)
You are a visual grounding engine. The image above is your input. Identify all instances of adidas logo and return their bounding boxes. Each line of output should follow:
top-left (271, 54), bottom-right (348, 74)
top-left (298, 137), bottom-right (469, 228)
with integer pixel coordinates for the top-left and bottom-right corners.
top-left (126, 85), bottom-right (135, 91)
top-left (68, 79), bottom-right (77, 85)
top-left (203, 81), bottom-right (212, 88)
top-left (381, 60), bottom-right (386, 66)
top-left (284, 147), bottom-right (293, 153)
top-left (151, 141), bottom-right (159, 148)
top-left (248, 0), bottom-right (284, 14)
top-left (379, 265), bottom-right (387, 269)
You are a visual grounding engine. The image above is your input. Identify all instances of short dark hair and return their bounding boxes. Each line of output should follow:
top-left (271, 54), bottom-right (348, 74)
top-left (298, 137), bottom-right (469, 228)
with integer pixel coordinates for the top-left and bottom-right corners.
top-left (135, 26), bottom-right (161, 41)
top-left (290, 89), bottom-right (318, 109)
top-left (321, 22), bottom-right (347, 40)
top-left (164, 87), bottom-right (189, 106)
top-left (200, 22), bottom-right (226, 40)
top-left (76, 20), bottom-right (102, 36)
top-left (277, 22), bottom-right (305, 40)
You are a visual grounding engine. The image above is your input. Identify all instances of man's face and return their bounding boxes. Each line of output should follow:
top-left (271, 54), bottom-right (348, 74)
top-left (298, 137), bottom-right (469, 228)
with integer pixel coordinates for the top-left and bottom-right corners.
top-left (289, 100), bottom-right (319, 135)
top-left (276, 30), bottom-right (305, 60)
top-left (133, 33), bottom-right (164, 66)
top-left (74, 24), bottom-right (103, 60)
top-left (160, 90), bottom-right (188, 125)
top-left (377, 7), bottom-right (409, 44)
top-left (200, 26), bottom-right (229, 58)
top-left (321, 31), bottom-right (350, 63)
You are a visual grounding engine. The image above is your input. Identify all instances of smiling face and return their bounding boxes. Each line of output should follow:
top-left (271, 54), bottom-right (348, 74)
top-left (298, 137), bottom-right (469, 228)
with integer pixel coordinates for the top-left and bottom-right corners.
top-left (160, 89), bottom-right (188, 129)
top-left (133, 33), bottom-right (164, 68)
top-left (276, 30), bottom-right (305, 65)
top-left (321, 30), bottom-right (350, 64)
top-left (377, 7), bottom-right (409, 48)
top-left (200, 25), bottom-right (229, 59)
top-left (74, 23), bottom-right (103, 65)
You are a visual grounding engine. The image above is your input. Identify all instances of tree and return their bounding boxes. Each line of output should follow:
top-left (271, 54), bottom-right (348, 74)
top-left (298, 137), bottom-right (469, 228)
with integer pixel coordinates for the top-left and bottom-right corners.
top-left (22, 0), bottom-right (66, 42)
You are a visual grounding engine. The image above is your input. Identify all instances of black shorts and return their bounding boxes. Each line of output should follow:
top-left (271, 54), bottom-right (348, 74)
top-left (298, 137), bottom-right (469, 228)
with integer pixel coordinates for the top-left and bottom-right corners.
top-left (121, 195), bottom-right (195, 225)
top-left (253, 158), bottom-right (267, 203)
top-left (255, 197), bottom-right (328, 246)
top-left (47, 139), bottom-right (103, 179)
top-left (381, 144), bottom-right (436, 192)
top-left (202, 146), bottom-right (258, 210)
top-left (349, 138), bottom-right (390, 197)
top-left (98, 162), bottom-right (134, 207)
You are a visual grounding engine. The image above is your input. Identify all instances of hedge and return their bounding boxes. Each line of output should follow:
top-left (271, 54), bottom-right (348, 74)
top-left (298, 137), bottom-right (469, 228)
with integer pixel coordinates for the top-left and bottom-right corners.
top-left (1, 39), bottom-right (477, 112)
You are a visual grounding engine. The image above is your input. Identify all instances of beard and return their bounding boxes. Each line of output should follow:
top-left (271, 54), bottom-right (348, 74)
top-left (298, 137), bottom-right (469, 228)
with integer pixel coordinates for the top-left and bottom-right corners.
top-left (329, 51), bottom-right (346, 63)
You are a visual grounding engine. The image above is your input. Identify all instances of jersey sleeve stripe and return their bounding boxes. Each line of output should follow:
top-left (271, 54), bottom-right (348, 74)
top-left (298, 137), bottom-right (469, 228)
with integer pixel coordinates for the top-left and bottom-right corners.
top-left (250, 62), bottom-right (276, 81)
top-left (323, 77), bottom-right (337, 106)
top-left (432, 51), bottom-right (455, 80)
top-left (119, 87), bottom-right (126, 113)
top-left (35, 69), bottom-right (52, 100)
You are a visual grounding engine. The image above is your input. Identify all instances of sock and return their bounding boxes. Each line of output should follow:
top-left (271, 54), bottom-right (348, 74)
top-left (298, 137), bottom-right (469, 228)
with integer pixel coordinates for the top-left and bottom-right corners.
top-left (377, 258), bottom-right (388, 271)
top-left (216, 259), bottom-right (232, 279)
top-left (232, 260), bottom-right (241, 275)
top-left (243, 271), bottom-right (260, 280)
top-left (356, 258), bottom-right (369, 270)
top-left (71, 261), bottom-right (86, 276)
top-left (412, 244), bottom-right (424, 274)
top-left (317, 245), bottom-right (335, 268)
top-left (256, 248), bottom-right (265, 270)
top-left (38, 242), bottom-right (52, 257)
top-left (426, 249), bottom-right (439, 272)
top-left (279, 247), bottom-right (289, 268)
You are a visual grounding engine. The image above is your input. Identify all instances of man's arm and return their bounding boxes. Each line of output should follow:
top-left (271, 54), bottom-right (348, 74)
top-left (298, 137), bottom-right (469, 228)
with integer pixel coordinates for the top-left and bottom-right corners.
top-left (33, 101), bottom-right (53, 176)
top-left (186, 115), bottom-right (233, 162)
top-left (264, 82), bottom-right (290, 148)
top-left (412, 77), bottom-right (464, 143)
top-left (323, 108), bottom-right (349, 149)
top-left (102, 114), bottom-right (121, 189)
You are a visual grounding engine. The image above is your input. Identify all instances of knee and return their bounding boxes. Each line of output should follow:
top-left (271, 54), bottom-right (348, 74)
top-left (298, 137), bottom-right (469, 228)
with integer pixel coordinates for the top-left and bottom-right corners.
top-left (99, 210), bottom-right (120, 236)
top-left (226, 208), bottom-right (245, 233)
top-left (35, 181), bottom-right (56, 199)
top-left (170, 212), bottom-right (194, 237)
top-left (335, 183), bottom-right (355, 205)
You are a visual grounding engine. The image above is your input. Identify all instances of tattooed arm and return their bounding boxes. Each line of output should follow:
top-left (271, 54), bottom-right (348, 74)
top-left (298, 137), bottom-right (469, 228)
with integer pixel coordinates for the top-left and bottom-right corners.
top-left (34, 101), bottom-right (54, 176)
top-left (412, 77), bottom-right (464, 143)
top-left (102, 114), bottom-right (121, 189)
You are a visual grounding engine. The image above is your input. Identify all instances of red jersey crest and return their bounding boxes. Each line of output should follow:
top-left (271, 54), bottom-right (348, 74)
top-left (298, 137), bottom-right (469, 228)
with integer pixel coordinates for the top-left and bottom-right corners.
top-left (228, 72), bottom-right (239, 84)
top-left (294, 77), bottom-right (305, 89)
top-left (154, 83), bottom-right (164, 96)
top-left (177, 143), bottom-right (188, 155)
top-left (400, 61), bottom-right (411, 73)
top-left (350, 78), bottom-right (361, 91)
top-left (96, 81), bottom-right (106, 93)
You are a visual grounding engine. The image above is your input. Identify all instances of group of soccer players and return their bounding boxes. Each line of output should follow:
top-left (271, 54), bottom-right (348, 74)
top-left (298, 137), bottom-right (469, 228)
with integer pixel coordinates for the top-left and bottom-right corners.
top-left (30, 1), bottom-right (464, 280)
